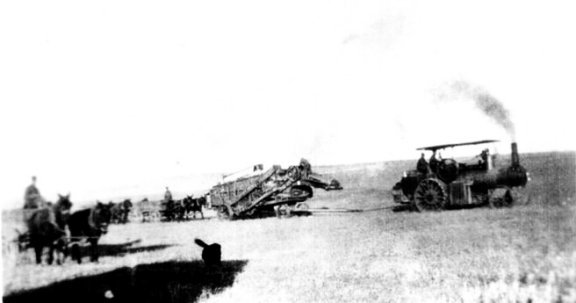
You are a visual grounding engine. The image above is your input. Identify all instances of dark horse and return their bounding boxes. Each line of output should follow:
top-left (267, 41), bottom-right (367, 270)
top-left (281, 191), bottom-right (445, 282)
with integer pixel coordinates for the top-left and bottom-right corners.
top-left (25, 194), bottom-right (73, 265)
top-left (161, 199), bottom-right (187, 221)
top-left (183, 195), bottom-right (205, 219)
top-left (110, 199), bottom-right (133, 224)
top-left (68, 202), bottom-right (113, 263)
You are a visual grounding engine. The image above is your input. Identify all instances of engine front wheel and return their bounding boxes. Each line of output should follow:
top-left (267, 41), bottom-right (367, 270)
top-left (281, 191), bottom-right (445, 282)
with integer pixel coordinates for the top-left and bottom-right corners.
top-left (413, 178), bottom-right (447, 211)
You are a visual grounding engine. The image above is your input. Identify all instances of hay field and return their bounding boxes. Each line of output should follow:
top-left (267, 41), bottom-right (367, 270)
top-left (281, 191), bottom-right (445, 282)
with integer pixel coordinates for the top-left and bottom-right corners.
top-left (2, 151), bottom-right (576, 302)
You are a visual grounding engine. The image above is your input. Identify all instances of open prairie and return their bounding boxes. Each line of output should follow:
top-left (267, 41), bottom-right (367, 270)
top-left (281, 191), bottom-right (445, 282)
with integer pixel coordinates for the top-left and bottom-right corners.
top-left (2, 151), bottom-right (576, 302)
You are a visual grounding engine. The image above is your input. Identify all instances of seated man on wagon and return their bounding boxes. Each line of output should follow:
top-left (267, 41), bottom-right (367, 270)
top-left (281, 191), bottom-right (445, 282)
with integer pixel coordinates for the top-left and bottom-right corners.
top-left (24, 176), bottom-right (46, 209)
top-left (164, 186), bottom-right (173, 202)
top-left (23, 176), bottom-right (48, 222)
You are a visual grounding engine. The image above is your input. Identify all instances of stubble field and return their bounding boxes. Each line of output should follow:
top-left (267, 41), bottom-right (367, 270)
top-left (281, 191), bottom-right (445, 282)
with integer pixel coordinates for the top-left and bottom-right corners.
top-left (2, 151), bottom-right (576, 302)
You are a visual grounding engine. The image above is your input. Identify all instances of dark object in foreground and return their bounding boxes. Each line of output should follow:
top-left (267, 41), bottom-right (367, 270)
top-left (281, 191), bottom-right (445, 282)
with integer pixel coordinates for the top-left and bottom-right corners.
top-left (392, 140), bottom-right (529, 211)
top-left (195, 238), bottom-right (221, 266)
top-left (3, 260), bottom-right (248, 303)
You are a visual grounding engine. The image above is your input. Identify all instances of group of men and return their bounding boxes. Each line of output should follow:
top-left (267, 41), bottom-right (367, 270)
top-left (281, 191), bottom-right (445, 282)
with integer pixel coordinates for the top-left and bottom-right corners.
top-left (416, 148), bottom-right (491, 175)
top-left (416, 151), bottom-right (440, 175)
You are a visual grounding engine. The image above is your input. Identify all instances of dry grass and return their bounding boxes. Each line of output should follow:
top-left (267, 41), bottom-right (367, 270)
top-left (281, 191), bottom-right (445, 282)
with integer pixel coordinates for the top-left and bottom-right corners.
top-left (2, 151), bottom-right (576, 302)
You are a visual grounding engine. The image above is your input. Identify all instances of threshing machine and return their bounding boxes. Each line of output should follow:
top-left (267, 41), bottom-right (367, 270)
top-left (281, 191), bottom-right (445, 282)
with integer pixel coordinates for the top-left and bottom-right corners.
top-left (209, 159), bottom-right (343, 219)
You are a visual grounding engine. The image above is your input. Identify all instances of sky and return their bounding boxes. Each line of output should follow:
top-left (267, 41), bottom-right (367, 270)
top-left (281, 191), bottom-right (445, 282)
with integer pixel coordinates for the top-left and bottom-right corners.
top-left (1, 0), bottom-right (575, 209)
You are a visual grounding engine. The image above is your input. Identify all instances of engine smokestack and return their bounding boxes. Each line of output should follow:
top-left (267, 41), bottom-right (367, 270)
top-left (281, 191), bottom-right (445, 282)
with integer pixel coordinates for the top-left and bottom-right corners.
top-left (511, 142), bottom-right (520, 167)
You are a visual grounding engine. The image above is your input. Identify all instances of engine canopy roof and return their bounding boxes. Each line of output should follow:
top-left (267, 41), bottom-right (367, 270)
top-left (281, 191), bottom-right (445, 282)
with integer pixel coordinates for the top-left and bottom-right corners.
top-left (417, 139), bottom-right (499, 152)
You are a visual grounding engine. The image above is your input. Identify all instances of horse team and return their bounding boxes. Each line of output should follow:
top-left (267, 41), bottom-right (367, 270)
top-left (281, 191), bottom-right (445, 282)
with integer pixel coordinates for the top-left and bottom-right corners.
top-left (21, 194), bottom-right (207, 266)
top-left (160, 195), bottom-right (206, 222)
top-left (110, 199), bottom-right (133, 224)
top-left (23, 195), bottom-right (115, 265)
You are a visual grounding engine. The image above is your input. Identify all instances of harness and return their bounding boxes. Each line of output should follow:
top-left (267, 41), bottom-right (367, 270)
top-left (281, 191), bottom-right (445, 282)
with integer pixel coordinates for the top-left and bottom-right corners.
top-left (88, 207), bottom-right (97, 231)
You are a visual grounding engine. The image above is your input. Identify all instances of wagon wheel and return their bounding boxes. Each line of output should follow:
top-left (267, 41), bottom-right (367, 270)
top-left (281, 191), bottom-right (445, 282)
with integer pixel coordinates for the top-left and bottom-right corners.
top-left (413, 178), bottom-right (447, 211)
top-left (489, 188), bottom-right (514, 208)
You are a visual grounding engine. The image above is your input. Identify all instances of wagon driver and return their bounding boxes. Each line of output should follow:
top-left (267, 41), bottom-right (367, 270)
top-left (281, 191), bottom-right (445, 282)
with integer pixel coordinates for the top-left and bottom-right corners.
top-left (164, 186), bottom-right (173, 202)
top-left (24, 176), bottom-right (46, 209)
top-left (23, 176), bottom-right (47, 223)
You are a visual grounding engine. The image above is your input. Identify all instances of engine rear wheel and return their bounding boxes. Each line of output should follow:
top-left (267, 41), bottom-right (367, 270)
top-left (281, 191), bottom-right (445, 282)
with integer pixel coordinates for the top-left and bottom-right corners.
top-left (413, 178), bottom-right (447, 211)
top-left (489, 188), bottom-right (514, 208)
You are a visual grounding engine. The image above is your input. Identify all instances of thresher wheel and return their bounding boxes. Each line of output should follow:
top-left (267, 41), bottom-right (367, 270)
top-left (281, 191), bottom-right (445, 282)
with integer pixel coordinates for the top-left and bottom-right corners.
top-left (413, 178), bottom-right (447, 211)
top-left (290, 187), bottom-right (311, 199)
top-left (278, 204), bottom-right (293, 217)
top-left (217, 205), bottom-right (233, 220)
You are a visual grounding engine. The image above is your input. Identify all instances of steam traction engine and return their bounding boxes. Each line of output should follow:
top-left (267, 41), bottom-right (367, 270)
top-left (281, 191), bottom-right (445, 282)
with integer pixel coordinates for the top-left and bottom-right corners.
top-left (392, 140), bottom-right (529, 211)
top-left (209, 159), bottom-right (343, 219)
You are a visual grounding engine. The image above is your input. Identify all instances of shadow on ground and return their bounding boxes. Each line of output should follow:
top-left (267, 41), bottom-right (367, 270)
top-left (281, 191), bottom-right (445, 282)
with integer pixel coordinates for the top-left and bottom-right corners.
top-left (67, 239), bottom-right (173, 262)
top-left (391, 203), bottom-right (489, 213)
top-left (95, 243), bottom-right (174, 259)
top-left (236, 209), bottom-right (312, 220)
top-left (4, 260), bottom-right (248, 303)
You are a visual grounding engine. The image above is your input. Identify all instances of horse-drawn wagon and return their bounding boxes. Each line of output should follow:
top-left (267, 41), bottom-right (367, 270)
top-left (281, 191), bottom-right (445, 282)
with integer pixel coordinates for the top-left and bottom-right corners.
top-left (159, 195), bottom-right (206, 222)
top-left (13, 198), bottom-right (114, 265)
top-left (209, 159), bottom-right (343, 219)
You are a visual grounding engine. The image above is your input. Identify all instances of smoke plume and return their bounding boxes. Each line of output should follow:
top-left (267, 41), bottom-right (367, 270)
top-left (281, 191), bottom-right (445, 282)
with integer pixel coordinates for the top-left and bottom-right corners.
top-left (439, 81), bottom-right (516, 139)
